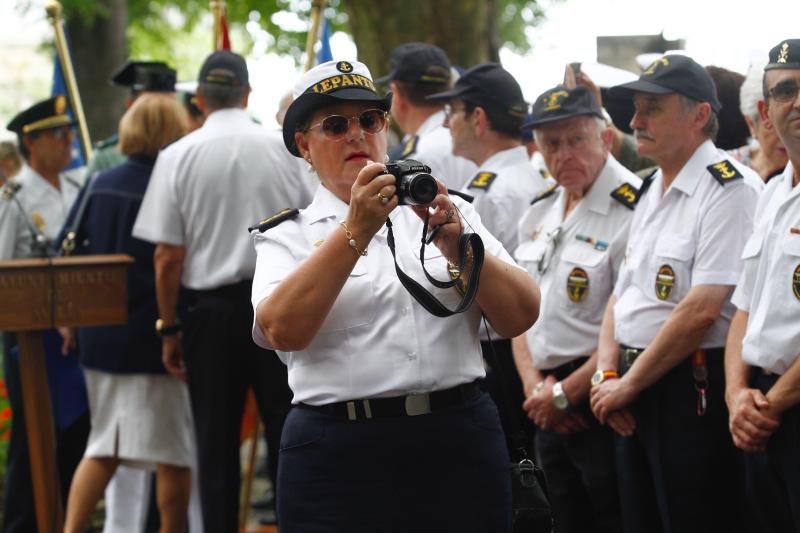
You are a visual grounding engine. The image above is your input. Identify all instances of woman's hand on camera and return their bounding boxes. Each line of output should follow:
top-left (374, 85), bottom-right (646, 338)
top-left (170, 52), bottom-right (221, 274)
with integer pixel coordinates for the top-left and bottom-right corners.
top-left (411, 181), bottom-right (463, 262)
top-left (345, 161), bottom-right (398, 245)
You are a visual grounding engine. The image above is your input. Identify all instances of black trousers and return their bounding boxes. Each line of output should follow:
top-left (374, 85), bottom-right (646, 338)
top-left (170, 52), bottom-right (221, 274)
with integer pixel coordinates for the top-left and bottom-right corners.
top-left (536, 360), bottom-right (621, 533)
top-left (277, 391), bottom-right (511, 533)
top-left (615, 347), bottom-right (745, 533)
top-left (1, 333), bottom-right (89, 533)
top-left (182, 281), bottom-right (291, 533)
top-left (743, 372), bottom-right (800, 533)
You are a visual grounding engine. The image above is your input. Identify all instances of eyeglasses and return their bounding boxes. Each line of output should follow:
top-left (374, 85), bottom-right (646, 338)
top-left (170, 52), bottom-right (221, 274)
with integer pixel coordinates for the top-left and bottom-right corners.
top-left (32, 126), bottom-right (74, 141)
top-left (767, 81), bottom-right (800, 103)
top-left (537, 226), bottom-right (563, 275)
top-left (307, 109), bottom-right (387, 139)
top-left (443, 103), bottom-right (466, 122)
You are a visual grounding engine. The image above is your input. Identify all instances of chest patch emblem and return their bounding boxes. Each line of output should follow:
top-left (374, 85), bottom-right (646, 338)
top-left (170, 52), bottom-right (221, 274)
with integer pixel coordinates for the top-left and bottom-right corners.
top-left (793, 264), bottom-right (800, 301)
top-left (655, 264), bottom-right (675, 300)
top-left (567, 267), bottom-right (589, 303)
top-left (31, 211), bottom-right (46, 232)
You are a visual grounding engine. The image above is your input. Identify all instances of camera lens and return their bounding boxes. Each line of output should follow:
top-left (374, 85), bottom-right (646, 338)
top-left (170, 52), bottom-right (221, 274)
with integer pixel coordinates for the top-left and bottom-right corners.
top-left (406, 173), bottom-right (438, 205)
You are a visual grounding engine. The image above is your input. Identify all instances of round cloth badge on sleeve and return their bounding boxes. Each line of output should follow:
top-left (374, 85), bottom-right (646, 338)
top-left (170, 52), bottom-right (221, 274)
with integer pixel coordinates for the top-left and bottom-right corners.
top-left (567, 267), bottom-right (589, 302)
top-left (655, 264), bottom-right (675, 300)
top-left (793, 264), bottom-right (800, 300)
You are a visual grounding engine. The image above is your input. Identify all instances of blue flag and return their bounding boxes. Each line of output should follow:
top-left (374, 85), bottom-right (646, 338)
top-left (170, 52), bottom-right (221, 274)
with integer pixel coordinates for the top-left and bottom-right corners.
top-left (317, 18), bottom-right (333, 64)
top-left (51, 27), bottom-right (86, 170)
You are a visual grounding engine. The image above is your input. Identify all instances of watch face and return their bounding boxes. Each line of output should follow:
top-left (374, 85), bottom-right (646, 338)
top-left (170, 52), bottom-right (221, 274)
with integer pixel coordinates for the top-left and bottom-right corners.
top-left (591, 370), bottom-right (604, 386)
top-left (553, 393), bottom-right (569, 410)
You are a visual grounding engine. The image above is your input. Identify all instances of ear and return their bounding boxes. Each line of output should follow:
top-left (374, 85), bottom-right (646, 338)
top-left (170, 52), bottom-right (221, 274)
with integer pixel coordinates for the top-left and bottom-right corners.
top-left (757, 99), bottom-right (771, 128)
top-left (472, 106), bottom-right (488, 136)
top-left (195, 93), bottom-right (210, 116)
top-left (600, 125), bottom-right (614, 151)
top-left (241, 87), bottom-right (251, 109)
top-left (22, 134), bottom-right (36, 154)
top-left (295, 130), bottom-right (311, 161)
top-left (694, 102), bottom-right (712, 132)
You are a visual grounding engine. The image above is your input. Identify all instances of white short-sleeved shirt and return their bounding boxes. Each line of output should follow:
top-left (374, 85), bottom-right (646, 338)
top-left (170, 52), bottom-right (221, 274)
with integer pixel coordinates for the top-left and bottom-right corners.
top-left (732, 162), bottom-right (800, 374)
top-left (250, 184), bottom-right (523, 405)
top-left (515, 155), bottom-right (640, 370)
top-left (132, 110), bottom-right (315, 290)
top-left (0, 165), bottom-right (83, 259)
top-left (402, 110), bottom-right (477, 191)
top-left (613, 140), bottom-right (762, 348)
top-left (462, 145), bottom-right (553, 257)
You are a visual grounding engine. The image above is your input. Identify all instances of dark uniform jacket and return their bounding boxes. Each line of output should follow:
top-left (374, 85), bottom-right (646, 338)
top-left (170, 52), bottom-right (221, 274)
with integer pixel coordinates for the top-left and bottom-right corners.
top-left (60, 155), bottom-right (164, 374)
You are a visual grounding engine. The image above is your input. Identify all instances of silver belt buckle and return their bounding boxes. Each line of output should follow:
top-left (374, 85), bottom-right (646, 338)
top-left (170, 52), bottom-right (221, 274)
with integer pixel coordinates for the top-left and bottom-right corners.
top-left (623, 349), bottom-right (639, 368)
top-left (405, 393), bottom-right (432, 416)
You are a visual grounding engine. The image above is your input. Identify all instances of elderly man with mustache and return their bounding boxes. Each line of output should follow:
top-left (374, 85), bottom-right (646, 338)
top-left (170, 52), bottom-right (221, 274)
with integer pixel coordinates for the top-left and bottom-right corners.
top-left (588, 55), bottom-right (762, 533)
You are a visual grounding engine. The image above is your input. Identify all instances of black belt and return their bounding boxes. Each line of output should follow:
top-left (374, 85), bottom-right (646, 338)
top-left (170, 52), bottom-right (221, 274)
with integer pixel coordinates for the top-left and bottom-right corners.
top-left (299, 381), bottom-right (482, 421)
top-left (186, 279), bottom-right (252, 303)
top-left (619, 345), bottom-right (644, 373)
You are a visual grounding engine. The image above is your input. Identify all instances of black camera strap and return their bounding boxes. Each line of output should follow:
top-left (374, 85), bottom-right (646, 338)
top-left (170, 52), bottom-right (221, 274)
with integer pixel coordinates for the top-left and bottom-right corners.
top-left (384, 217), bottom-right (484, 317)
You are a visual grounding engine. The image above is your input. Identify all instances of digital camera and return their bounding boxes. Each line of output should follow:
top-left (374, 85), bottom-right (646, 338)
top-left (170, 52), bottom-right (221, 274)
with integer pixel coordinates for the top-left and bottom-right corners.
top-left (385, 159), bottom-right (438, 206)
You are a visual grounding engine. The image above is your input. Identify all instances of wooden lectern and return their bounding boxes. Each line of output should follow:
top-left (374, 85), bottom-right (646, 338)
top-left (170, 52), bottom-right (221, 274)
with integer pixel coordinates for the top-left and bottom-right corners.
top-left (0, 254), bottom-right (133, 533)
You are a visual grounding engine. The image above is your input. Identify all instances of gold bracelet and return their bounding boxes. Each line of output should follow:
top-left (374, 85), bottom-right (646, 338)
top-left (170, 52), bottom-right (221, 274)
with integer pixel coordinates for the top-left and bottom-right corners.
top-left (340, 221), bottom-right (367, 256)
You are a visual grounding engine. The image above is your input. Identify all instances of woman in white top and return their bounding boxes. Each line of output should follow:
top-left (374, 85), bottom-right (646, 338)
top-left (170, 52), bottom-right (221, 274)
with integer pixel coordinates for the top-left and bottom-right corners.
top-left (251, 60), bottom-right (540, 533)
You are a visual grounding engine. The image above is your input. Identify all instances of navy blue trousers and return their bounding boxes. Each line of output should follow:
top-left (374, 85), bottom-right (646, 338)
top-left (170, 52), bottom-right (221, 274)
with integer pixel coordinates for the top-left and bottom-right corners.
top-left (615, 348), bottom-right (745, 533)
top-left (743, 372), bottom-right (800, 533)
top-left (277, 391), bottom-right (512, 533)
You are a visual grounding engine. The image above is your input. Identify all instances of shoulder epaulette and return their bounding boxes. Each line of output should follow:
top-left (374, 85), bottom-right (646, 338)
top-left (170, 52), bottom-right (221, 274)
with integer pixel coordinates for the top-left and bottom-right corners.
top-left (400, 135), bottom-right (419, 158)
top-left (94, 134), bottom-right (119, 150)
top-left (610, 168), bottom-right (657, 210)
top-left (530, 183), bottom-right (559, 205)
top-left (467, 171), bottom-right (498, 191)
top-left (707, 160), bottom-right (743, 186)
top-left (1, 182), bottom-right (21, 201)
top-left (248, 208), bottom-right (299, 233)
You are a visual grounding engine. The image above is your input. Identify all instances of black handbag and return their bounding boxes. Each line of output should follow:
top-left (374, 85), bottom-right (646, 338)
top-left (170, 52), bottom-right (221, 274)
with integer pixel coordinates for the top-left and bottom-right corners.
top-left (483, 330), bottom-right (553, 532)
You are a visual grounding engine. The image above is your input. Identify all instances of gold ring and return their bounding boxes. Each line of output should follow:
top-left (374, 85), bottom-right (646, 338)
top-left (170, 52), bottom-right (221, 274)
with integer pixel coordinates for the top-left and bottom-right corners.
top-left (378, 192), bottom-right (389, 204)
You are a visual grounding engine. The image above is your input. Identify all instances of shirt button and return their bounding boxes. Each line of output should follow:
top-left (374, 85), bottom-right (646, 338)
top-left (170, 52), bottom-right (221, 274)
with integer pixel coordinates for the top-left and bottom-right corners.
top-left (401, 307), bottom-right (408, 316)
top-left (407, 352), bottom-right (416, 360)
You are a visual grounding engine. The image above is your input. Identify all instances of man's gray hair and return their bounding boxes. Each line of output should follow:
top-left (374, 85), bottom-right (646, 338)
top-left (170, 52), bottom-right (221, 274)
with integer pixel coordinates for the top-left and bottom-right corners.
top-left (740, 59), bottom-right (767, 124)
top-left (678, 95), bottom-right (719, 141)
top-left (198, 82), bottom-right (247, 111)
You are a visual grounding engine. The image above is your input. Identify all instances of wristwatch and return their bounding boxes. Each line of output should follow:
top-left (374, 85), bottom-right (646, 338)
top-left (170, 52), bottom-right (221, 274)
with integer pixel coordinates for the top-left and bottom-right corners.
top-left (155, 318), bottom-right (182, 337)
top-left (591, 369), bottom-right (619, 387)
top-left (552, 381), bottom-right (569, 410)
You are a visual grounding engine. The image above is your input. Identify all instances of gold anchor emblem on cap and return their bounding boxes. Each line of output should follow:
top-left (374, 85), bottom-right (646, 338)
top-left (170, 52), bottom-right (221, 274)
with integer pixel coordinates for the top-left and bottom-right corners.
top-left (336, 61), bottom-right (353, 73)
top-left (778, 42), bottom-right (789, 64)
top-left (54, 95), bottom-right (67, 114)
top-left (643, 57), bottom-right (670, 76)
top-left (543, 90), bottom-right (569, 111)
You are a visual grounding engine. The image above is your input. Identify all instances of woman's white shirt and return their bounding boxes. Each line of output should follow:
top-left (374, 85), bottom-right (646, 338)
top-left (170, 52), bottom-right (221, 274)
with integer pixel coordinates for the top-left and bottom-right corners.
top-left (251, 184), bottom-right (522, 405)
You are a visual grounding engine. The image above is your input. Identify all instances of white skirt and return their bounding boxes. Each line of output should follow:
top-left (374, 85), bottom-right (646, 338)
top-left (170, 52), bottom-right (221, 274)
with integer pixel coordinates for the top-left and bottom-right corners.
top-left (83, 369), bottom-right (193, 469)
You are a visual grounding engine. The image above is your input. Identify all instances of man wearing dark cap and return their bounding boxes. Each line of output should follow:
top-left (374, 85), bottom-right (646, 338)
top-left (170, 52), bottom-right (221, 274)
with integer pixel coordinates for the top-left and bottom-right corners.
top-left (85, 61), bottom-right (177, 179)
top-left (377, 42), bottom-right (476, 189)
top-left (0, 95), bottom-right (89, 532)
top-left (512, 84), bottom-right (640, 533)
top-left (589, 55), bottom-right (762, 533)
top-left (427, 63), bottom-right (550, 457)
top-left (132, 50), bottom-right (306, 531)
top-left (725, 38), bottom-right (800, 532)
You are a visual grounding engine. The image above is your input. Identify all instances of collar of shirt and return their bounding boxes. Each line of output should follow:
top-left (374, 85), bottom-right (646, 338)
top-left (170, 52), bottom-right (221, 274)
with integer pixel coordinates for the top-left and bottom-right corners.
top-left (202, 107), bottom-right (252, 128)
top-left (416, 109), bottom-right (446, 138)
top-left (15, 164), bottom-right (70, 203)
top-left (666, 139), bottom-right (719, 197)
top-left (547, 154), bottom-right (623, 228)
top-left (478, 145), bottom-right (530, 172)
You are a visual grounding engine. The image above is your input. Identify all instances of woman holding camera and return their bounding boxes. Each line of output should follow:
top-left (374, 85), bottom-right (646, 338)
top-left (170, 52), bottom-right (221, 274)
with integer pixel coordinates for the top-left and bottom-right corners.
top-left (251, 60), bottom-right (540, 532)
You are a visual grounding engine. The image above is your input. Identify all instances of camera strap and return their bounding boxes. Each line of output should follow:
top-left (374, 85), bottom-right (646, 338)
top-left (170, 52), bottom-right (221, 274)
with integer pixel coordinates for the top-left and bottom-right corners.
top-left (384, 217), bottom-right (484, 317)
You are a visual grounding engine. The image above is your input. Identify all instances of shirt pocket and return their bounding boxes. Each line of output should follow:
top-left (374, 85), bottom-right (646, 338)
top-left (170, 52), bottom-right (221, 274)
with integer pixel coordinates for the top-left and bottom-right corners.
top-left (559, 245), bottom-right (611, 320)
top-left (781, 235), bottom-right (800, 308)
top-left (317, 261), bottom-right (377, 333)
top-left (514, 240), bottom-right (547, 282)
top-left (652, 235), bottom-right (694, 302)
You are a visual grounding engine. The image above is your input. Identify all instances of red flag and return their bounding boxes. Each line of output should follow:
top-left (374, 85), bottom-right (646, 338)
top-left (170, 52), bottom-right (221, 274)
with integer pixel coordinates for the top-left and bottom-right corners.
top-left (217, 12), bottom-right (231, 51)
